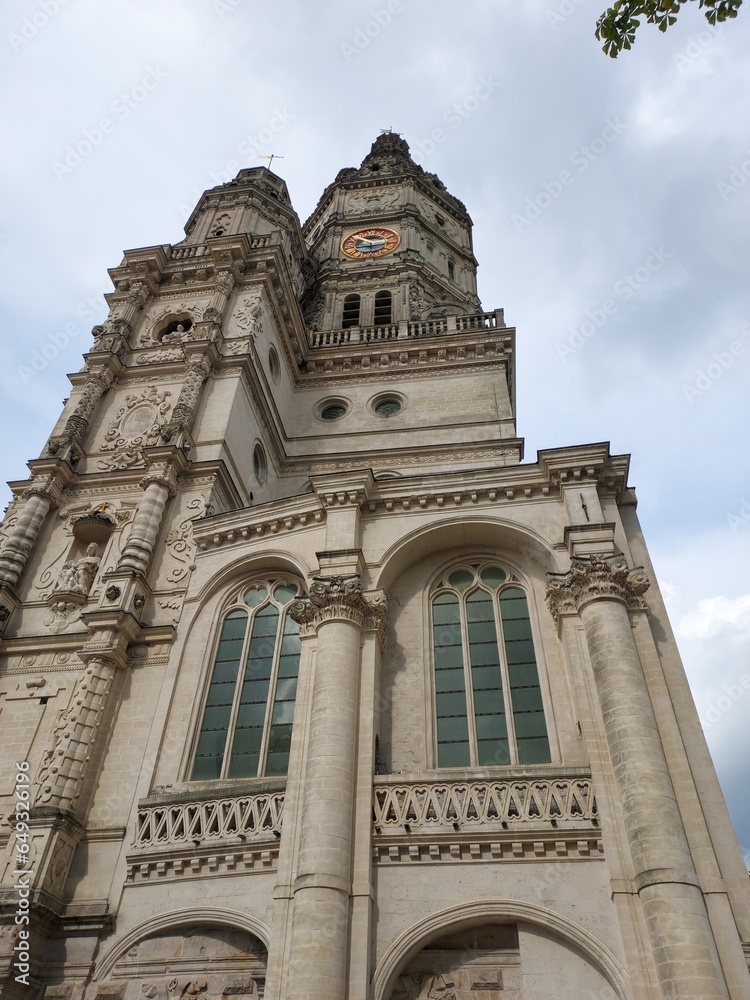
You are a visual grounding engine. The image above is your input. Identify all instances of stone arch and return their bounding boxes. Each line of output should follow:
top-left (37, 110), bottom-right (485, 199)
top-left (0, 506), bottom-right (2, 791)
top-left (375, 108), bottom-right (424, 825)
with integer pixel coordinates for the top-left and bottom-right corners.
top-left (190, 548), bottom-right (314, 607)
top-left (373, 899), bottom-right (630, 1000)
top-left (370, 515), bottom-right (561, 594)
top-left (94, 907), bottom-right (270, 980)
top-left (371, 517), bottom-right (563, 773)
top-left (156, 550), bottom-right (313, 784)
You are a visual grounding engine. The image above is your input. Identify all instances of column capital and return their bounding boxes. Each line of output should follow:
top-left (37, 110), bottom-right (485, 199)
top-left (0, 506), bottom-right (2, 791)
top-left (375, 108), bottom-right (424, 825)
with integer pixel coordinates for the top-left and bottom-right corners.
top-left (21, 468), bottom-right (71, 508)
top-left (290, 574), bottom-right (387, 641)
top-left (545, 553), bottom-right (650, 626)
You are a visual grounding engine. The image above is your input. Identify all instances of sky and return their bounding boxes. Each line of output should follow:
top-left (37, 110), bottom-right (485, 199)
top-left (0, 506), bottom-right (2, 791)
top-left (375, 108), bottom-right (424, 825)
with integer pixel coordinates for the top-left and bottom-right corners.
top-left (1, 0), bottom-right (749, 861)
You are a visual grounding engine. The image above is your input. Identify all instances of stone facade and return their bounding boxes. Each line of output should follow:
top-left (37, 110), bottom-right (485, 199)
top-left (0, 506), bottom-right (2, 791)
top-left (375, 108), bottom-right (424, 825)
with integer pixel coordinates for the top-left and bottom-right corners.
top-left (0, 133), bottom-right (748, 1000)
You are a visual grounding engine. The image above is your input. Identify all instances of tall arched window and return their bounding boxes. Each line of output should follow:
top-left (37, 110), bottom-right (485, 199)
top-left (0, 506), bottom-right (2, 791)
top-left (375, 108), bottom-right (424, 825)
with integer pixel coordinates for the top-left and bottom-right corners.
top-left (374, 290), bottom-right (392, 326)
top-left (191, 579), bottom-right (302, 781)
top-left (342, 293), bottom-right (361, 328)
top-left (431, 562), bottom-right (550, 768)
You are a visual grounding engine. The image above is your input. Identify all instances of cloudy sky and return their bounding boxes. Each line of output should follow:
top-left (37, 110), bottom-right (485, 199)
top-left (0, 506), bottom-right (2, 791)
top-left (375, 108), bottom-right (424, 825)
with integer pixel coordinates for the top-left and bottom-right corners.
top-left (1, 0), bottom-right (749, 859)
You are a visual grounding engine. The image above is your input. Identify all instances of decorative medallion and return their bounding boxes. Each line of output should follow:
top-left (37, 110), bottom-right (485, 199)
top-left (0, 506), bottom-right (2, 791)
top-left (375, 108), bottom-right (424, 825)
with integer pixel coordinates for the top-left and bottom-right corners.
top-left (341, 227), bottom-right (400, 260)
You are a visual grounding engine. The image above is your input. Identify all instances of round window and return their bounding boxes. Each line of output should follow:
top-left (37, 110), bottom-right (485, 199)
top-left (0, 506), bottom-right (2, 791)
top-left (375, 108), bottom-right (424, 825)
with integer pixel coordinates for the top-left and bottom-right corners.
top-left (268, 345), bottom-right (280, 383)
top-left (253, 442), bottom-right (267, 483)
top-left (374, 398), bottom-right (402, 417)
top-left (321, 404), bottom-right (347, 420)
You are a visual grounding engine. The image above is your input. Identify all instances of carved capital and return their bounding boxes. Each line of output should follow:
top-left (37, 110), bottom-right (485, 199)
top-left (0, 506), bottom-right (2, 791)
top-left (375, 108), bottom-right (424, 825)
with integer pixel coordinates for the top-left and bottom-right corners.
top-left (127, 280), bottom-right (150, 309)
top-left (23, 473), bottom-right (66, 508)
top-left (214, 269), bottom-right (236, 296)
top-left (139, 461), bottom-right (179, 497)
top-left (546, 554), bottom-right (650, 626)
top-left (290, 575), bottom-right (387, 640)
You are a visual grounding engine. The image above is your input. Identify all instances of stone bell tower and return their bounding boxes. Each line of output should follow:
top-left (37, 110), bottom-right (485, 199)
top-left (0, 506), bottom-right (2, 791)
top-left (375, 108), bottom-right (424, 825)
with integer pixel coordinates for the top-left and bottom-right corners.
top-left (0, 134), bottom-right (748, 1000)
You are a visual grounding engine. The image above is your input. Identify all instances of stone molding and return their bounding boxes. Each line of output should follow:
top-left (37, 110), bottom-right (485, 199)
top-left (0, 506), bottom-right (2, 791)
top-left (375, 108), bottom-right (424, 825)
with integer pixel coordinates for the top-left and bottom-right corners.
top-left (289, 574), bottom-right (387, 640)
top-left (545, 554), bottom-right (650, 626)
top-left (372, 837), bottom-right (602, 866)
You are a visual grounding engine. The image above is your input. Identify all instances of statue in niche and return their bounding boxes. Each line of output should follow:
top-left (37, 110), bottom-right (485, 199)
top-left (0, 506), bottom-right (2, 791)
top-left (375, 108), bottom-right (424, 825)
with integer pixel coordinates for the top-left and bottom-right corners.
top-left (161, 323), bottom-right (188, 344)
top-left (53, 543), bottom-right (100, 597)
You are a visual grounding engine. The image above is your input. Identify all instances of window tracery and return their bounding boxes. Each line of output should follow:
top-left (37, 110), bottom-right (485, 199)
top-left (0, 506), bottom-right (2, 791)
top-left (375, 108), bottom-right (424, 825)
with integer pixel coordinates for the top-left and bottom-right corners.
top-left (431, 562), bottom-right (550, 768)
top-left (191, 579), bottom-right (302, 781)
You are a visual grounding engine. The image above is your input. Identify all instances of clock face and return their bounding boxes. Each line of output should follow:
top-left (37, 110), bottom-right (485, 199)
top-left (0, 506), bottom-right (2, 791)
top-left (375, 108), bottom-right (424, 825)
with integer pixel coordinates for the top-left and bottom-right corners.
top-left (341, 227), bottom-right (400, 260)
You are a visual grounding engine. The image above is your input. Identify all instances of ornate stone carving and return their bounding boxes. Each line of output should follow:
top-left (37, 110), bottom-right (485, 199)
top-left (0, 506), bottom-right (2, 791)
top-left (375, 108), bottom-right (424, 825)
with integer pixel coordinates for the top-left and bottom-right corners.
top-left (160, 356), bottom-right (212, 442)
top-left (290, 575), bottom-right (387, 639)
top-left (136, 348), bottom-right (184, 365)
top-left (346, 188), bottom-right (400, 213)
top-left (43, 599), bottom-right (82, 633)
top-left (545, 553), bottom-right (650, 626)
top-left (235, 295), bottom-right (263, 337)
top-left (52, 543), bottom-right (101, 597)
top-left (163, 498), bottom-right (203, 584)
top-left (98, 387), bottom-right (172, 471)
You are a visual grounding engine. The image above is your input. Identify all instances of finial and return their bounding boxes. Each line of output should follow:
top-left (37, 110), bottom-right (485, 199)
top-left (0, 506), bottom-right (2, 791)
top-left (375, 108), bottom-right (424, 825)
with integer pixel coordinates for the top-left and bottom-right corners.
top-left (260, 154), bottom-right (285, 169)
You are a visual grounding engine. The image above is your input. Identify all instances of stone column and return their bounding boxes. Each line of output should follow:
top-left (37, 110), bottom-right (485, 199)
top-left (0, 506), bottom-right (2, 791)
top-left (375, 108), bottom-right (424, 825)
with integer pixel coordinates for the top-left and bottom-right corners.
top-left (285, 576), bottom-right (386, 1000)
top-left (203, 269), bottom-right (236, 323)
top-left (34, 655), bottom-right (116, 813)
top-left (547, 555), bottom-right (730, 1000)
top-left (108, 279), bottom-right (149, 334)
top-left (161, 350), bottom-right (214, 443)
top-left (64, 364), bottom-right (116, 442)
top-left (117, 461), bottom-right (178, 576)
top-left (0, 477), bottom-right (64, 588)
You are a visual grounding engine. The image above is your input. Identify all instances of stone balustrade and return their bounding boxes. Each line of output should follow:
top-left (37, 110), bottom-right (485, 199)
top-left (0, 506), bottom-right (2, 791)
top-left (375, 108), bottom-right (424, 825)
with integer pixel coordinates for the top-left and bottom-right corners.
top-left (309, 310), bottom-right (504, 348)
top-left (372, 774), bottom-right (597, 832)
top-left (133, 791), bottom-right (284, 849)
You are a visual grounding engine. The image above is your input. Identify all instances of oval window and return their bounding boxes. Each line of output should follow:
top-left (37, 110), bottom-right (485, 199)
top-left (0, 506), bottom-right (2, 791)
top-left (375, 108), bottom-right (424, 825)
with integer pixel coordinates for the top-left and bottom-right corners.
top-left (253, 442), bottom-right (268, 483)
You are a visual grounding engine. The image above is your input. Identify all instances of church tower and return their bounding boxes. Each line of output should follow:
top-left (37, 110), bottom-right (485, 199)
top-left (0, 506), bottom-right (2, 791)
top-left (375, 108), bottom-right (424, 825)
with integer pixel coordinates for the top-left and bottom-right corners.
top-left (0, 133), bottom-right (748, 1000)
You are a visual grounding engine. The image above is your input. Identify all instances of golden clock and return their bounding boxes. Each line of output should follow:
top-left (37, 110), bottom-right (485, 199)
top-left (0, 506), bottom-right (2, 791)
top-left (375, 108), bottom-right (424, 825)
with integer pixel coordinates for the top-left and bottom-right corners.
top-left (341, 227), bottom-right (400, 260)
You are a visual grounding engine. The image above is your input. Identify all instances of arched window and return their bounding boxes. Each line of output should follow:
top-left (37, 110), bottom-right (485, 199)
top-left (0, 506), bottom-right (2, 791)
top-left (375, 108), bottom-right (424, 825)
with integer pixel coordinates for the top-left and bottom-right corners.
top-left (431, 562), bottom-right (550, 768)
top-left (342, 293), bottom-right (361, 328)
top-left (191, 580), bottom-right (302, 781)
top-left (374, 290), bottom-right (392, 327)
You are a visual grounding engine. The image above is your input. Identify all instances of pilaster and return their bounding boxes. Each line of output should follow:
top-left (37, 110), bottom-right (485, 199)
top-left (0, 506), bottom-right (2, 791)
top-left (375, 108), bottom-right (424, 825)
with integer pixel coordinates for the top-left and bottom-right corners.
top-left (547, 554), bottom-right (731, 1000)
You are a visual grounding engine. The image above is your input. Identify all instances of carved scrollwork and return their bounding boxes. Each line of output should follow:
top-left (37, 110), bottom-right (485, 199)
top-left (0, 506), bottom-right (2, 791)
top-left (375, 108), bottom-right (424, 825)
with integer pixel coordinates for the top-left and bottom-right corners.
top-left (545, 553), bottom-right (650, 626)
top-left (97, 386), bottom-right (172, 471)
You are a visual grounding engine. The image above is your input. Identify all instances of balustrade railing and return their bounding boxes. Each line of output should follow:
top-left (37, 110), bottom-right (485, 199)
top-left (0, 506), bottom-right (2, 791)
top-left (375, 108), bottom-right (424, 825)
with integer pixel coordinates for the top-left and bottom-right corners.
top-left (133, 791), bottom-right (284, 849)
top-left (308, 311), bottom-right (501, 348)
top-left (169, 234), bottom-right (273, 262)
top-left (372, 776), bottom-right (596, 831)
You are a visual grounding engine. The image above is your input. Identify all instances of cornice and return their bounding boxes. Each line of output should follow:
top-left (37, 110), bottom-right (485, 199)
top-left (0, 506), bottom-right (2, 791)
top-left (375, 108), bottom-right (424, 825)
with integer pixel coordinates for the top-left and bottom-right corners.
top-left (192, 493), bottom-right (325, 551)
top-left (189, 444), bottom-right (631, 554)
